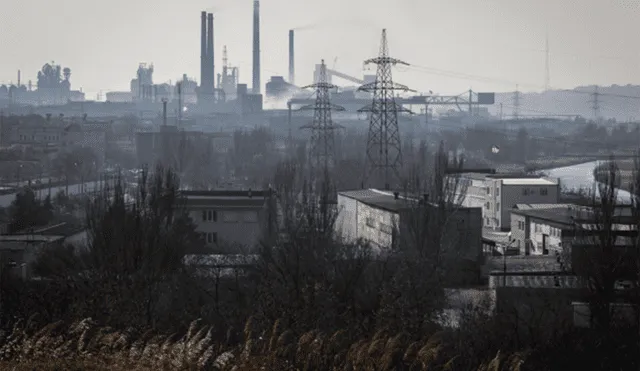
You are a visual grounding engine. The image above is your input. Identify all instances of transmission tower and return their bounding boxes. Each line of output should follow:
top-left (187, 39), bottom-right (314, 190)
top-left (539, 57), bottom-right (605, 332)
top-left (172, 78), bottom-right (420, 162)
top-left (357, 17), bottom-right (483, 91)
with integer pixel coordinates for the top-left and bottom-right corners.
top-left (590, 85), bottom-right (601, 122)
top-left (299, 59), bottom-right (345, 177)
top-left (358, 29), bottom-right (414, 190)
top-left (512, 85), bottom-right (521, 120)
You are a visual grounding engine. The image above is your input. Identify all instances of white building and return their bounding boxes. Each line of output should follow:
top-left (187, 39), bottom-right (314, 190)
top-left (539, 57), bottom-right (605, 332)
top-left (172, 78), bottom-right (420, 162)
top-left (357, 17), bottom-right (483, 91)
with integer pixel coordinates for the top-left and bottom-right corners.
top-left (336, 189), bottom-right (483, 266)
top-left (182, 190), bottom-right (269, 250)
top-left (456, 174), bottom-right (560, 231)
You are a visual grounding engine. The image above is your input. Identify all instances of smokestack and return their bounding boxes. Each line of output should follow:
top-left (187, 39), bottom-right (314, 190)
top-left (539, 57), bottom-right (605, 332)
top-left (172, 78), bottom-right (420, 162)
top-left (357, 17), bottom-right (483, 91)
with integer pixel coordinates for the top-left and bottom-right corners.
top-left (288, 30), bottom-right (294, 85)
top-left (252, 0), bottom-right (261, 94)
top-left (207, 13), bottom-right (214, 93)
top-left (17, 70), bottom-right (20, 87)
top-left (162, 99), bottom-right (167, 126)
top-left (200, 11), bottom-right (207, 91)
top-left (207, 13), bottom-right (215, 93)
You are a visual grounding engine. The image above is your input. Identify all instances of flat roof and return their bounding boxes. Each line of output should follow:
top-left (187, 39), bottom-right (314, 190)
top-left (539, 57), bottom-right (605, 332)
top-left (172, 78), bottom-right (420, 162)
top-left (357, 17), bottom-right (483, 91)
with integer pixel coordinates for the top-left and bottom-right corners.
top-left (501, 178), bottom-right (558, 186)
top-left (512, 205), bottom-right (635, 226)
top-left (514, 203), bottom-right (574, 210)
top-left (338, 189), bottom-right (478, 213)
top-left (339, 189), bottom-right (413, 212)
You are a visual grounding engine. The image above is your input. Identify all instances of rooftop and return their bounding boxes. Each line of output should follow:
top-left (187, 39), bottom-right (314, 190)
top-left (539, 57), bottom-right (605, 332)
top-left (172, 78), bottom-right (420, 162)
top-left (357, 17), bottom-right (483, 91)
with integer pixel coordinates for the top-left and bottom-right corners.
top-left (339, 189), bottom-right (415, 213)
top-left (500, 178), bottom-right (558, 186)
top-left (511, 204), bottom-right (635, 226)
top-left (182, 189), bottom-right (270, 208)
top-left (514, 203), bottom-right (574, 210)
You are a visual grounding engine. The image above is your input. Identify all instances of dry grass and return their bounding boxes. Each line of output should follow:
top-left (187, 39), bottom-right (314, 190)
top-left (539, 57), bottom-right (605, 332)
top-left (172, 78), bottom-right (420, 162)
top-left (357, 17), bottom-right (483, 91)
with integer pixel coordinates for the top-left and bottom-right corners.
top-left (0, 314), bottom-right (527, 370)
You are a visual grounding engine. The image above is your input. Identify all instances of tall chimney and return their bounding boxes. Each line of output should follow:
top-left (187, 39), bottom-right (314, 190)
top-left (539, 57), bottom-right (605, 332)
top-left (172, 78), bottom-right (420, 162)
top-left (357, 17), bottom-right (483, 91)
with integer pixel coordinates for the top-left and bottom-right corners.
top-left (252, 0), bottom-right (261, 94)
top-left (207, 13), bottom-right (214, 93)
top-left (200, 11), bottom-right (207, 92)
top-left (288, 30), bottom-right (294, 85)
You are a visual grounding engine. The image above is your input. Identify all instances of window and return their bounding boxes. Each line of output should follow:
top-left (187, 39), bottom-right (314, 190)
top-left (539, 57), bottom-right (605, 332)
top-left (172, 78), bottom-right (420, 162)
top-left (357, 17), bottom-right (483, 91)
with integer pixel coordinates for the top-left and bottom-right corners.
top-left (496, 188), bottom-right (500, 196)
top-left (223, 211), bottom-right (239, 222)
top-left (380, 223), bottom-right (393, 234)
top-left (485, 202), bottom-right (490, 210)
top-left (202, 210), bottom-right (217, 222)
top-left (206, 232), bottom-right (217, 244)
top-left (496, 202), bottom-right (500, 211)
top-left (522, 188), bottom-right (530, 196)
top-left (486, 187), bottom-right (490, 194)
top-left (243, 211), bottom-right (258, 222)
top-left (365, 217), bottom-right (375, 228)
top-left (540, 188), bottom-right (548, 196)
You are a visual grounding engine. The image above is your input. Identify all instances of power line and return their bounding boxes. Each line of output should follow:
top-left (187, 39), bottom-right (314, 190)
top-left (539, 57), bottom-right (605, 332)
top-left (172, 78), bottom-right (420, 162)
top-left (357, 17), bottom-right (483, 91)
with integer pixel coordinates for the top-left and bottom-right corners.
top-left (404, 64), bottom-right (640, 100)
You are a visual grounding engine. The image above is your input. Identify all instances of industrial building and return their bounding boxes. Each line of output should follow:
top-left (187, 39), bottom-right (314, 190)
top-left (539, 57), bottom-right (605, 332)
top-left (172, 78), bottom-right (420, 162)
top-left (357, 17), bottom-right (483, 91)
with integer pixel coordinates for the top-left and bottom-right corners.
top-left (456, 173), bottom-right (560, 230)
top-left (0, 64), bottom-right (84, 107)
top-left (335, 189), bottom-right (483, 265)
top-left (181, 190), bottom-right (270, 250)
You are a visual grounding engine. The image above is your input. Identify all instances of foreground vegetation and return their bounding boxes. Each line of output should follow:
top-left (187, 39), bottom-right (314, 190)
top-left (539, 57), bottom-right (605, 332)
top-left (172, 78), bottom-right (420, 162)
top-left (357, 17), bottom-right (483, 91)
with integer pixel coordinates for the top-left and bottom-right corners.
top-left (1, 314), bottom-right (637, 371)
top-left (1, 146), bottom-right (640, 370)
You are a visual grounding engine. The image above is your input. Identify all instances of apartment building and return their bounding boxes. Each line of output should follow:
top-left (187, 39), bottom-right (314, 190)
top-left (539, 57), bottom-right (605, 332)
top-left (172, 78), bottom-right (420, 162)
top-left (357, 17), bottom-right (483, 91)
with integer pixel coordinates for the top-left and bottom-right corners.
top-left (182, 190), bottom-right (270, 250)
top-left (336, 189), bottom-right (483, 264)
top-left (457, 173), bottom-right (560, 230)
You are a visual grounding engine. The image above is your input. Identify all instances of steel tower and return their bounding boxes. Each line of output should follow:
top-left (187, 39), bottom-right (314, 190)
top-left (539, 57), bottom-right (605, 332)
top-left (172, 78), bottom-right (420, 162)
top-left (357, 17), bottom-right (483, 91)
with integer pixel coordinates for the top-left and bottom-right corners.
top-left (299, 59), bottom-right (345, 177)
top-left (358, 29), bottom-right (413, 190)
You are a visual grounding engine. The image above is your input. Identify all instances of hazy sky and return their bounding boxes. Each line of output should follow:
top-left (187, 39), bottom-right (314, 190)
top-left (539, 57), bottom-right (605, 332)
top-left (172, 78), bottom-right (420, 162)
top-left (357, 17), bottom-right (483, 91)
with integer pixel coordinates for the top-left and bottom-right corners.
top-left (1, 0), bottom-right (639, 99)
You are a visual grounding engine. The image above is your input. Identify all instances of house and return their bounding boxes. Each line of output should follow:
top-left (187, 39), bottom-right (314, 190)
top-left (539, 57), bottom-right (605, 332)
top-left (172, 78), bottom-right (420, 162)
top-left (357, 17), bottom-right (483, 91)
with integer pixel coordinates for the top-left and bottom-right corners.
top-left (181, 190), bottom-right (270, 250)
top-left (336, 188), bottom-right (483, 265)
top-left (456, 173), bottom-right (560, 231)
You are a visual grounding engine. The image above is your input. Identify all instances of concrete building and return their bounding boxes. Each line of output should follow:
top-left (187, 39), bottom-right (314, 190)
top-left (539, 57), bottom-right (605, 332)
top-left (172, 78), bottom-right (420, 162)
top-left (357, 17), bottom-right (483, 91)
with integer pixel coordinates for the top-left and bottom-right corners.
top-left (510, 204), bottom-right (637, 261)
top-left (336, 189), bottom-right (483, 264)
top-left (182, 190), bottom-right (270, 250)
top-left (457, 173), bottom-right (560, 231)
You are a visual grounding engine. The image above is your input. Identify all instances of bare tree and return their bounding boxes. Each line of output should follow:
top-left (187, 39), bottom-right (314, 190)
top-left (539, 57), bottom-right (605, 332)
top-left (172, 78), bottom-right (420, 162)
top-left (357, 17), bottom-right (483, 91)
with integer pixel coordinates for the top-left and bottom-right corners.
top-left (33, 164), bottom-right (203, 329)
top-left (376, 141), bottom-right (471, 333)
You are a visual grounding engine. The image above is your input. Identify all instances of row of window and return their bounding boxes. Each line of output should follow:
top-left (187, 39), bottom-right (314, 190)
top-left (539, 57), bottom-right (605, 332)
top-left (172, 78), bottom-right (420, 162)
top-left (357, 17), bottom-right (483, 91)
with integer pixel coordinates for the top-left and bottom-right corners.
top-left (486, 187), bottom-right (500, 196)
top-left (522, 187), bottom-right (549, 196)
top-left (201, 210), bottom-right (258, 223)
top-left (365, 217), bottom-right (394, 235)
top-left (532, 222), bottom-right (562, 237)
top-left (485, 202), bottom-right (501, 210)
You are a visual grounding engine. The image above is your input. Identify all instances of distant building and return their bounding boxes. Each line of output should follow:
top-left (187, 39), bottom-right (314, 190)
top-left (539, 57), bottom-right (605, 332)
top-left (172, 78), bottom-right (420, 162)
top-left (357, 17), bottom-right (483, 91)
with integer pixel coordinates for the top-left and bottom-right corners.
top-left (456, 173), bottom-right (560, 230)
top-left (181, 190), bottom-right (270, 250)
top-left (3, 115), bottom-right (108, 164)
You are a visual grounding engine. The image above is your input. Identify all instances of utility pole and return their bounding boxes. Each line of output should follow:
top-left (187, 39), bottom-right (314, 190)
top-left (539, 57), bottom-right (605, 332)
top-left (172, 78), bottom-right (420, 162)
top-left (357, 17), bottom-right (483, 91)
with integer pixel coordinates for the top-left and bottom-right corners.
top-left (512, 85), bottom-right (521, 120)
top-left (299, 60), bottom-right (345, 183)
top-left (358, 29), bottom-right (414, 190)
top-left (590, 85), bottom-right (601, 122)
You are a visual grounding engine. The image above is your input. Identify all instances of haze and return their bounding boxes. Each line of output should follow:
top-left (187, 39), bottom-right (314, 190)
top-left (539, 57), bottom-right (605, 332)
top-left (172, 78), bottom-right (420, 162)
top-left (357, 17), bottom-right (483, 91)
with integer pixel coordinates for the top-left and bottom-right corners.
top-left (1, 0), bottom-right (639, 99)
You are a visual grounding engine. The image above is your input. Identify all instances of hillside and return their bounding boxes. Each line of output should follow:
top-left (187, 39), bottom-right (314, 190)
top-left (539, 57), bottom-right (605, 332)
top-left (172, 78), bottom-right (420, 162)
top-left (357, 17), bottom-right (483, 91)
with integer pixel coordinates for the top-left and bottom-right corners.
top-left (494, 84), bottom-right (640, 121)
